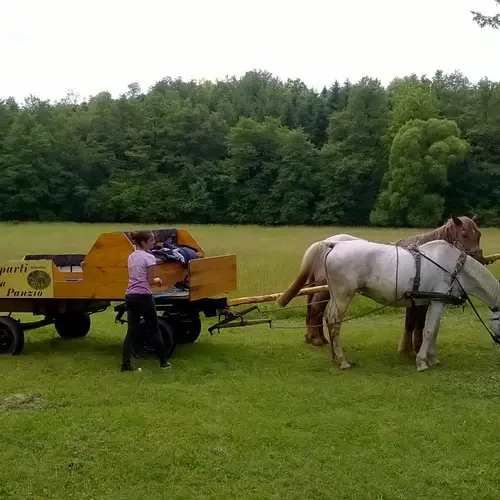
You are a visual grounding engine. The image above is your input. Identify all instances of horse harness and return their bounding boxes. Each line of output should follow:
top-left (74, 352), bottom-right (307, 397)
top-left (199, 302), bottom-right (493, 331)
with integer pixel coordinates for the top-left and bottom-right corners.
top-left (401, 244), bottom-right (468, 307)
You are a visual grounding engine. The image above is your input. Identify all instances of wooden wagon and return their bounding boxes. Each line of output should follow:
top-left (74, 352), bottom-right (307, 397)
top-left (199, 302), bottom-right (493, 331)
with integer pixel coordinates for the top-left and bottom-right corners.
top-left (0, 228), bottom-right (240, 357)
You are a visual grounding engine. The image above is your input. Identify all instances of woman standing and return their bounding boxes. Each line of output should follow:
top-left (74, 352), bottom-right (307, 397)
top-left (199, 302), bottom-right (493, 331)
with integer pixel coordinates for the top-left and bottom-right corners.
top-left (121, 230), bottom-right (171, 372)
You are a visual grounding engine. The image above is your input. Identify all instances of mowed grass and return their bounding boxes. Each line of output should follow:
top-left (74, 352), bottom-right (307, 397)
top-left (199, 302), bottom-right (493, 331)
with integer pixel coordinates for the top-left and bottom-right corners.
top-left (2, 223), bottom-right (500, 499)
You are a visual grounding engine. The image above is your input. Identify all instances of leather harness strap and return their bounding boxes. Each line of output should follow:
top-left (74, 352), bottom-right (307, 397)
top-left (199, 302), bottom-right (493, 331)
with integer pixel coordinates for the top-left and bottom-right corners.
top-left (403, 245), bottom-right (468, 306)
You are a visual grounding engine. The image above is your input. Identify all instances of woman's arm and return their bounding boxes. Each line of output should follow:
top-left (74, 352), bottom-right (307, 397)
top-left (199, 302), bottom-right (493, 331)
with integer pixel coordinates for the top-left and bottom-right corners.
top-left (146, 256), bottom-right (162, 287)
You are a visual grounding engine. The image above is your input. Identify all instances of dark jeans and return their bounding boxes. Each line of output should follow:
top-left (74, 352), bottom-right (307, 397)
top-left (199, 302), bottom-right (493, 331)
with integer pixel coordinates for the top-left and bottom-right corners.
top-left (121, 293), bottom-right (168, 367)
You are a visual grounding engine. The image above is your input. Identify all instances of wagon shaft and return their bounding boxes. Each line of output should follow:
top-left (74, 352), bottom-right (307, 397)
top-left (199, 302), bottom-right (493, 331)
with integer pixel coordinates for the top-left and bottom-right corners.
top-left (484, 253), bottom-right (500, 265)
top-left (227, 285), bottom-right (329, 307)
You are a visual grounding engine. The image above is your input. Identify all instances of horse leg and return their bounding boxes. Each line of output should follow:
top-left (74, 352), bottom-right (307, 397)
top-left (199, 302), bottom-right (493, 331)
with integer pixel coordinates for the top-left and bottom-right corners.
top-left (306, 293), bottom-right (322, 346)
top-left (326, 293), bottom-right (354, 370)
top-left (412, 305), bottom-right (427, 354)
top-left (305, 292), bottom-right (330, 346)
top-left (305, 293), bottom-right (315, 344)
top-left (398, 306), bottom-right (416, 356)
top-left (426, 308), bottom-right (443, 367)
top-left (316, 292), bottom-right (330, 345)
top-left (416, 302), bottom-right (446, 372)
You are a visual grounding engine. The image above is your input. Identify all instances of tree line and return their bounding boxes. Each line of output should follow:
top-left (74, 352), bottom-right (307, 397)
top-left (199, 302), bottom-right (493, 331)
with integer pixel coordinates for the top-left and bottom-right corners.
top-left (1, 68), bottom-right (500, 227)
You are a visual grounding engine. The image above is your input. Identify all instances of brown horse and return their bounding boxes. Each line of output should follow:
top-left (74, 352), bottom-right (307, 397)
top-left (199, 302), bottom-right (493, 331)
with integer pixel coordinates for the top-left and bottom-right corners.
top-left (303, 216), bottom-right (484, 355)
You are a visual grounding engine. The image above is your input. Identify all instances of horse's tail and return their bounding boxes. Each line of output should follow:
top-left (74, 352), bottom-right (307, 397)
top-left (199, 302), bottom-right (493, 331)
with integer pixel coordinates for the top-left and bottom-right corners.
top-left (277, 241), bottom-right (333, 307)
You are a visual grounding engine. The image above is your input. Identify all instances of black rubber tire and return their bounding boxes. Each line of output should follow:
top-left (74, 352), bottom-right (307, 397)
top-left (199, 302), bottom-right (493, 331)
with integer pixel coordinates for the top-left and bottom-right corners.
top-left (54, 313), bottom-right (91, 339)
top-left (175, 313), bottom-right (202, 344)
top-left (0, 316), bottom-right (25, 355)
top-left (132, 317), bottom-right (177, 360)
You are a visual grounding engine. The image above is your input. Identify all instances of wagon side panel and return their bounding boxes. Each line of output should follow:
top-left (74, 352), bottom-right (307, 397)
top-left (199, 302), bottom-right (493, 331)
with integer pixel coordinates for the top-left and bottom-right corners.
top-left (188, 255), bottom-right (237, 301)
top-left (176, 229), bottom-right (205, 256)
top-left (84, 232), bottom-right (134, 269)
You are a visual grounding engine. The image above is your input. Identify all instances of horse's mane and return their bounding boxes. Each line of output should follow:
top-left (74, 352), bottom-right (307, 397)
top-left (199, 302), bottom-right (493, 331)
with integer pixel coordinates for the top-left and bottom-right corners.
top-left (396, 219), bottom-right (455, 247)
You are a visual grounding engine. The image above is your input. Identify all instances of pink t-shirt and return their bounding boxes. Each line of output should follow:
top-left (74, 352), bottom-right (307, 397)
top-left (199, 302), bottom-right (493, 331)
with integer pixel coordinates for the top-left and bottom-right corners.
top-left (125, 250), bottom-right (157, 295)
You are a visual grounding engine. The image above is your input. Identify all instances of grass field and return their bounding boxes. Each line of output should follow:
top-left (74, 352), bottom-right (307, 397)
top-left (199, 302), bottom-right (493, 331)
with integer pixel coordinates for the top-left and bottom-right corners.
top-left (2, 223), bottom-right (500, 499)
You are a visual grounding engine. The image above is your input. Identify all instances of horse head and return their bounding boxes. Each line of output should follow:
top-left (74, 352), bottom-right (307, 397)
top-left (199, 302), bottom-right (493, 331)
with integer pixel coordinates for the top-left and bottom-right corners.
top-left (447, 215), bottom-right (484, 263)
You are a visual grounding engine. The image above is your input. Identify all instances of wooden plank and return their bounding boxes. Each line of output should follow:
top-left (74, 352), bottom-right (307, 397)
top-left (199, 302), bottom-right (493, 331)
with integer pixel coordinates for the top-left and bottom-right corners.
top-left (84, 232), bottom-right (134, 268)
top-left (188, 255), bottom-right (237, 301)
top-left (227, 285), bottom-right (329, 306)
top-left (154, 263), bottom-right (186, 289)
top-left (177, 229), bottom-right (204, 257)
top-left (484, 253), bottom-right (500, 265)
top-left (0, 298), bottom-right (45, 313)
top-left (79, 263), bottom-right (185, 300)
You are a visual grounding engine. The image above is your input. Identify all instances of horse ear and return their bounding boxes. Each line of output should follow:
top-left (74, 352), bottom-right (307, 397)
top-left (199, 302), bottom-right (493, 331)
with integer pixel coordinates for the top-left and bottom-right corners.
top-left (472, 214), bottom-right (478, 223)
top-left (451, 216), bottom-right (463, 227)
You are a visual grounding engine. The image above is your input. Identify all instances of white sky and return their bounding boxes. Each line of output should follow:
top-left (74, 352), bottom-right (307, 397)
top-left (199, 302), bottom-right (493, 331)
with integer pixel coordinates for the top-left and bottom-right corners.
top-left (1, 0), bottom-right (499, 102)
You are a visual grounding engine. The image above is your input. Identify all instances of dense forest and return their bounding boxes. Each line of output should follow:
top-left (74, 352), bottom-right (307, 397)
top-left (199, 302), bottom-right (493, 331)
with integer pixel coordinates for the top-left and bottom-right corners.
top-left (1, 68), bottom-right (500, 227)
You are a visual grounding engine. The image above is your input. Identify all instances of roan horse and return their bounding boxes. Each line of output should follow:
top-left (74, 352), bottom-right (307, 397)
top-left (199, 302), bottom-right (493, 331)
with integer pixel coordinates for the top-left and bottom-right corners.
top-left (278, 239), bottom-right (500, 371)
top-left (302, 216), bottom-right (483, 356)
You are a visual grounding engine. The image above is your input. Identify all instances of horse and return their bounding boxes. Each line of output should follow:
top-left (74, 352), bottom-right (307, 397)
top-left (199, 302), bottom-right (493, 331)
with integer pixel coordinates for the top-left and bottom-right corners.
top-left (278, 239), bottom-right (500, 371)
top-left (302, 216), bottom-right (483, 356)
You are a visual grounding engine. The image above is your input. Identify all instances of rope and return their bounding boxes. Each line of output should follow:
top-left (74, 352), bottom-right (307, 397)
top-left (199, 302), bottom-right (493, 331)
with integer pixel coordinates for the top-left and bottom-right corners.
top-left (269, 299), bottom-right (401, 329)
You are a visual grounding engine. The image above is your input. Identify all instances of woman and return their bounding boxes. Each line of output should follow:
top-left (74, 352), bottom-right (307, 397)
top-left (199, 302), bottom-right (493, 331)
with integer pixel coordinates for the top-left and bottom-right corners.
top-left (121, 230), bottom-right (171, 372)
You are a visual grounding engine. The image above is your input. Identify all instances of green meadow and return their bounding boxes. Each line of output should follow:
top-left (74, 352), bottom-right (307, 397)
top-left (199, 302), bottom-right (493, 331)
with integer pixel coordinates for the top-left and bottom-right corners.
top-left (1, 223), bottom-right (500, 500)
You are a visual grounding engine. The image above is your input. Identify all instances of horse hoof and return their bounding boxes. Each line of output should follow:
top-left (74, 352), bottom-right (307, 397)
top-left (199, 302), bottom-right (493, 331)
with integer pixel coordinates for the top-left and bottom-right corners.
top-left (428, 358), bottom-right (440, 367)
top-left (311, 339), bottom-right (323, 347)
top-left (339, 361), bottom-right (352, 370)
top-left (416, 360), bottom-right (428, 372)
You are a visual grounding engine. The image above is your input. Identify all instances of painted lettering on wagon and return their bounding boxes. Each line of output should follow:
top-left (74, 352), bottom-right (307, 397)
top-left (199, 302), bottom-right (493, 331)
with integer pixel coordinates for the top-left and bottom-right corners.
top-left (0, 264), bottom-right (29, 277)
top-left (0, 261), bottom-right (54, 299)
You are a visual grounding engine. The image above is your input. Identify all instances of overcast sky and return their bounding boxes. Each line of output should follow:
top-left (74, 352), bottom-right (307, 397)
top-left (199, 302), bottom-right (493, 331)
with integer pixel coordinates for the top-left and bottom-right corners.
top-left (1, 0), bottom-right (499, 102)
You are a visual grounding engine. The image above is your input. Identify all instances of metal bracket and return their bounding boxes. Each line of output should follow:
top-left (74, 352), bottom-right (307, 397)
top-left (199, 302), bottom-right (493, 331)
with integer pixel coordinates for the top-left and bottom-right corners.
top-left (208, 305), bottom-right (272, 335)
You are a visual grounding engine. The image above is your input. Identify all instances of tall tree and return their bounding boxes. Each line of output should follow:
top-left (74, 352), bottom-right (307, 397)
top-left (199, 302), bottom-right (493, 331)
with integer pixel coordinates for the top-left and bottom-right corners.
top-left (314, 77), bottom-right (389, 224)
top-left (371, 118), bottom-right (470, 227)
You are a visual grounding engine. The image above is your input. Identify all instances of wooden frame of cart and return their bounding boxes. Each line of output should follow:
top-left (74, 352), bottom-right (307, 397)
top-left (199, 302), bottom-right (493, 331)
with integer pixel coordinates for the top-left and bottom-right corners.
top-left (0, 228), bottom-right (237, 356)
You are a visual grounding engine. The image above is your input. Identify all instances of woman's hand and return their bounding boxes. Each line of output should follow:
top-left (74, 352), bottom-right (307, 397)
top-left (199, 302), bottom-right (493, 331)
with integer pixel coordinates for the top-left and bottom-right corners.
top-left (153, 277), bottom-right (163, 287)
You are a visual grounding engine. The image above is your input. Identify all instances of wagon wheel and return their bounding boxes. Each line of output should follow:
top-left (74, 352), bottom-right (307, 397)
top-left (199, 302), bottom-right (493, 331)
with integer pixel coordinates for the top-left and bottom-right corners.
top-left (0, 316), bottom-right (25, 355)
top-left (173, 313), bottom-right (202, 344)
top-left (132, 317), bottom-right (177, 360)
top-left (54, 313), bottom-right (91, 339)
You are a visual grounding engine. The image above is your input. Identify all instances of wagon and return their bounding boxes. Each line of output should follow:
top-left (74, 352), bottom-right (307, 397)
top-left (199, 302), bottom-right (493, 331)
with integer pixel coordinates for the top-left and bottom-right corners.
top-left (0, 228), bottom-right (240, 357)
